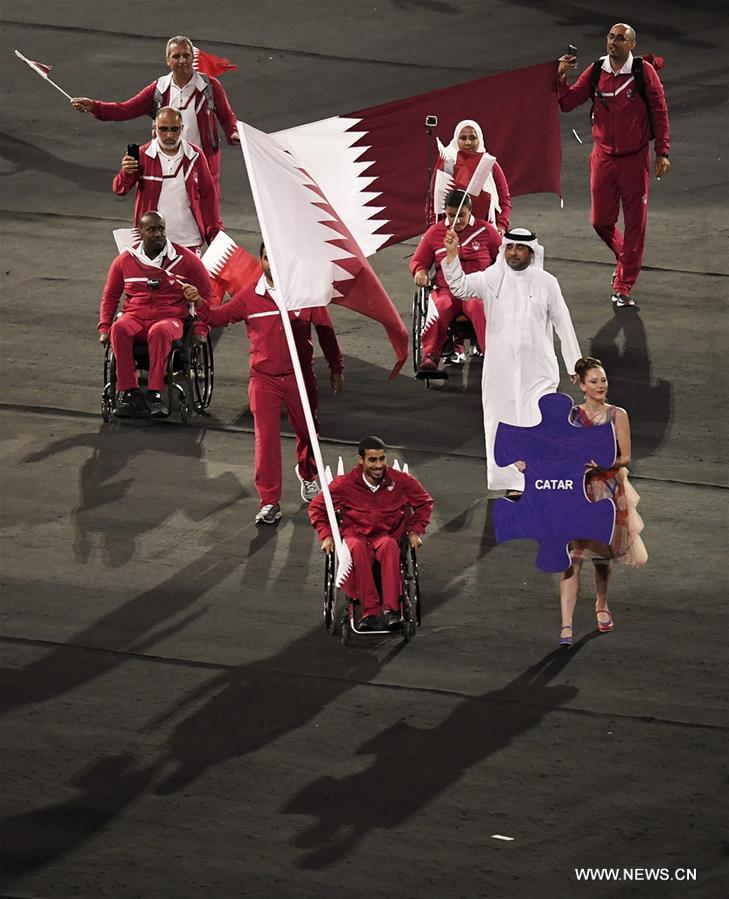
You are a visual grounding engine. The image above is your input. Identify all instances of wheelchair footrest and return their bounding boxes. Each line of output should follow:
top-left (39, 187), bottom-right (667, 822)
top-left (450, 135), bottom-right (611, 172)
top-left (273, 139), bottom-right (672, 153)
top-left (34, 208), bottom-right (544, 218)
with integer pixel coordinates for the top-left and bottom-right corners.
top-left (415, 369), bottom-right (449, 380)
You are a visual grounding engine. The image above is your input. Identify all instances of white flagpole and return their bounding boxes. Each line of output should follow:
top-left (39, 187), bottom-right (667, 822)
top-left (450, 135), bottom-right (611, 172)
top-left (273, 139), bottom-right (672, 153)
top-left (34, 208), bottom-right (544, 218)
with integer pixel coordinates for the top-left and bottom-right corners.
top-left (14, 51), bottom-right (73, 101)
top-left (238, 123), bottom-right (350, 583)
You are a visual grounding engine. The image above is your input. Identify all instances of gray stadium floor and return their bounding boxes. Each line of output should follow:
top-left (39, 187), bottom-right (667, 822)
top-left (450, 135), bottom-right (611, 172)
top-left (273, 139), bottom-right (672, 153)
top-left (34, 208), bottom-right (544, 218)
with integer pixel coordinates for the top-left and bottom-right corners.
top-left (1, 2), bottom-right (727, 897)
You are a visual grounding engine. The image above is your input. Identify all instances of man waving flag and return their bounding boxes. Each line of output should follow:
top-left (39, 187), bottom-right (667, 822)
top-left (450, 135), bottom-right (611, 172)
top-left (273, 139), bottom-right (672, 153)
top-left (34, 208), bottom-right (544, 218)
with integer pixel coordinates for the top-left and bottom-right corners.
top-left (237, 121), bottom-right (408, 587)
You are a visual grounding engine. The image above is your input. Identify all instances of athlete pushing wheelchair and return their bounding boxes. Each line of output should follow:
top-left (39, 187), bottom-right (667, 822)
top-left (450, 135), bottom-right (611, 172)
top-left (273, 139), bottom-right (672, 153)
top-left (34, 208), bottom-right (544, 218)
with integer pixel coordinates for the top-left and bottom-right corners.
top-left (309, 436), bottom-right (433, 636)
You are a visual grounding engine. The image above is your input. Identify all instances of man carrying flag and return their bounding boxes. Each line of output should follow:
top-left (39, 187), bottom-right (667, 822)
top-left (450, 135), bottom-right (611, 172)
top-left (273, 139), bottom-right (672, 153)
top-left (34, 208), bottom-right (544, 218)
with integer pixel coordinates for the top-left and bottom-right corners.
top-left (71, 35), bottom-right (238, 192)
top-left (192, 243), bottom-right (345, 525)
top-left (233, 120), bottom-right (408, 586)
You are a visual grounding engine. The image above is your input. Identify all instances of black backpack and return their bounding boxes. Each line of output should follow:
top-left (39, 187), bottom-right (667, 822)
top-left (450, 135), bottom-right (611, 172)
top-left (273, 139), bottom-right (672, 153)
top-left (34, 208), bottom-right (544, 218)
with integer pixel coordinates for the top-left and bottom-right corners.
top-left (589, 56), bottom-right (654, 138)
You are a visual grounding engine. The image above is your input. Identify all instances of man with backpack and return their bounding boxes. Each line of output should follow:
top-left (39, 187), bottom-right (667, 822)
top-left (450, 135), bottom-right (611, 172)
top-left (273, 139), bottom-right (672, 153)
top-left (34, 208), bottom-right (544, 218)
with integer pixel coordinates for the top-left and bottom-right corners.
top-left (557, 23), bottom-right (670, 308)
top-left (72, 35), bottom-right (238, 193)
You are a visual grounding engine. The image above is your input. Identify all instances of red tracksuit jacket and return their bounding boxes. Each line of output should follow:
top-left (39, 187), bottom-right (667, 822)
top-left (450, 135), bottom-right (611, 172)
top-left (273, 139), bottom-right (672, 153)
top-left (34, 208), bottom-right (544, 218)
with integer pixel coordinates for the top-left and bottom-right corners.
top-left (196, 278), bottom-right (344, 378)
top-left (112, 140), bottom-right (222, 245)
top-left (90, 73), bottom-right (237, 183)
top-left (309, 465), bottom-right (433, 542)
top-left (558, 58), bottom-right (670, 157)
top-left (410, 218), bottom-right (502, 291)
top-left (98, 243), bottom-right (213, 333)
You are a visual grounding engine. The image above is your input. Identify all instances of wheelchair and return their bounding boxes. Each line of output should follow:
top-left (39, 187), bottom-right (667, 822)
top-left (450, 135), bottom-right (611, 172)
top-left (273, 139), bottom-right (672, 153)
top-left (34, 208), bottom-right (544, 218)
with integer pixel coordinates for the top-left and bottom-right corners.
top-left (412, 283), bottom-right (482, 387)
top-left (323, 537), bottom-right (422, 645)
top-left (101, 317), bottom-right (214, 423)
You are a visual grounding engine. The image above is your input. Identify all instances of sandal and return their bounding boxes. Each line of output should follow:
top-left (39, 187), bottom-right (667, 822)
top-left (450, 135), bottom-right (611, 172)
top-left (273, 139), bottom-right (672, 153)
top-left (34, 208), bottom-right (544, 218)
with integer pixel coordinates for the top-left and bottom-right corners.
top-left (559, 624), bottom-right (574, 647)
top-left (596, 609), bottom-right (614, 632)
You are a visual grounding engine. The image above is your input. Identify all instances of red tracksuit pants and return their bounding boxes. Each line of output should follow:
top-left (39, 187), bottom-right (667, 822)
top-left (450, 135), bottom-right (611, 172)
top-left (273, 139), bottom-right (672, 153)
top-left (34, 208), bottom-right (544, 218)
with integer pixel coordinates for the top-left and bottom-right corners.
top-left (344, 535), bottom-right (402, 616)
top-left (421, 288), bottom-right (486, 358)
top-left (111, 315), bottom-right (184, 391)
top-left (590, 145), bottom-right (650, 295)
top-left (249, 371), bottom-right (318, 507)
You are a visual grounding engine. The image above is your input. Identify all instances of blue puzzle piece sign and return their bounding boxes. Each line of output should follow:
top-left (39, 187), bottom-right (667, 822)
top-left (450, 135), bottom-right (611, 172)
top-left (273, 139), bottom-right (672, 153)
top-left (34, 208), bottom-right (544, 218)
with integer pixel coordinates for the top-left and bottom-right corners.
top-left (492, 392), bottom-right (616, 572)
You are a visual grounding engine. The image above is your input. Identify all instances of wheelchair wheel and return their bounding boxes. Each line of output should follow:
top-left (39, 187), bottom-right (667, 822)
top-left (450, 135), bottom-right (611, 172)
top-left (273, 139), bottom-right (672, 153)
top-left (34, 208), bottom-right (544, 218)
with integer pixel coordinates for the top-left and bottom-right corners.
top-left (411, 286), bottom-right (428, 373)
top-left (101, 346), bottom-right (116, 421)
top-left (190, 339), bottom-right (214, 413)
top-left (324, 552), bottom-right (335, 632)
top-left (403, 546), bottom-right (422, 628)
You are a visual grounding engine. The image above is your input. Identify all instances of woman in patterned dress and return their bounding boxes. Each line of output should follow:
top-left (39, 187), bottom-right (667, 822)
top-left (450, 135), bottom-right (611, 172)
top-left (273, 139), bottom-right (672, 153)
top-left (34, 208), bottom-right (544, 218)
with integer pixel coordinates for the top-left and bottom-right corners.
top-left (559, 357), bottom-right (647, 647)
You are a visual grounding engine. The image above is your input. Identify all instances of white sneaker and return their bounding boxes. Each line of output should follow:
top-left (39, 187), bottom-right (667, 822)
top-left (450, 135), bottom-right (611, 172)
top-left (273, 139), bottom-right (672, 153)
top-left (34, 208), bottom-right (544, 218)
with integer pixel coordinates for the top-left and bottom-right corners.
top-left (255, 503), bottom-right (281, 525)
top-left (295, 464), bottom-right (321, 503)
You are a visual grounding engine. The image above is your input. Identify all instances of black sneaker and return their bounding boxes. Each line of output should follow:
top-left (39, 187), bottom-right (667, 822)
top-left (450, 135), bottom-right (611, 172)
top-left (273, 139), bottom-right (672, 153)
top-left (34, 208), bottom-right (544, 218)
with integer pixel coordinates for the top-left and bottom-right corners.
top-left (383, 609), bottom-right (401, 630)
top-left (114, 388), bottom-right (149, 418)
top-left (147, 390), bottom-right (168, 418)
top-left (358, 614), bottom-right (379, 632)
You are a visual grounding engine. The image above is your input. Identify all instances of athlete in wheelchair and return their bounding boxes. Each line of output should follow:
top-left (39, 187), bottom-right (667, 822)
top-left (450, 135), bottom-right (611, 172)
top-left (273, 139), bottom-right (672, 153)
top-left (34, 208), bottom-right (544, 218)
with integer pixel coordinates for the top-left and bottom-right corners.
top-left (98, 211), bottom-right (214, 421)
top-left (410, 190), bottom-right (501, 380)
top-left (309, 436), bottom-right (433, 640)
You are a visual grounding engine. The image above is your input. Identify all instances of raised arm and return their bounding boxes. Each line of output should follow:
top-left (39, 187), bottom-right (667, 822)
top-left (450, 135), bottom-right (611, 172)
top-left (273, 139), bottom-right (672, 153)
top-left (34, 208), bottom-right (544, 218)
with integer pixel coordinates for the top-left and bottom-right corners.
top-left (556, 63), bottom-right (594, 113)
top-left (75, 83), bottom-right (157, 122)
top-left (441, 232), bottom-right (492, 300)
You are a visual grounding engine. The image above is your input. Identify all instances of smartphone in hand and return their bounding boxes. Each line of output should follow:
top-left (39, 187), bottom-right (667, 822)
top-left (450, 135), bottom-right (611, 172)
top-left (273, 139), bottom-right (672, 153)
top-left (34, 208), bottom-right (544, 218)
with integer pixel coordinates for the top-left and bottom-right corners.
top-left (127, 143), bottom-right (140, 161)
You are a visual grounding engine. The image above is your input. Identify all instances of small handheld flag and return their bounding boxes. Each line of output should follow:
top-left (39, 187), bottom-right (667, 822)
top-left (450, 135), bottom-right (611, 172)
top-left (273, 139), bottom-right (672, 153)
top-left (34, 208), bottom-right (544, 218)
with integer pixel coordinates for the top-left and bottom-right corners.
top-left (14, 50), bottom-right (73, 101)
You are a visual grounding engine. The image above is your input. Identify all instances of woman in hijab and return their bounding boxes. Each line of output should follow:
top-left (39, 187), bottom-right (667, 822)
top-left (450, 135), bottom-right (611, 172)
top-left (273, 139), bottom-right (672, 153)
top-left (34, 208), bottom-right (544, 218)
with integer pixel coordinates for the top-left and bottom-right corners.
top-left (433, 119), bottom-right (511, 235)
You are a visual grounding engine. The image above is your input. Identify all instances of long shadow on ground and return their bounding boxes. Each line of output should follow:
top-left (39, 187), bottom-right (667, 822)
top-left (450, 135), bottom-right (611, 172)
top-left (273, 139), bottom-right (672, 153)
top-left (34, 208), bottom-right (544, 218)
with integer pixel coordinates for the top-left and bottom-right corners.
top-left (281, 635), bottom-right (599, 869)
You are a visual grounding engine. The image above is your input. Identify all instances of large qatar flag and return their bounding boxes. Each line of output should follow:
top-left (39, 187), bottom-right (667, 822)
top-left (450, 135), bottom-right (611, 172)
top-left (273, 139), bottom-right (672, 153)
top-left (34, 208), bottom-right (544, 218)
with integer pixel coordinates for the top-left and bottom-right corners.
top-left (238, 122), bottom-right (408, 377)
top-left (274, 60), bottom-right (561, 254)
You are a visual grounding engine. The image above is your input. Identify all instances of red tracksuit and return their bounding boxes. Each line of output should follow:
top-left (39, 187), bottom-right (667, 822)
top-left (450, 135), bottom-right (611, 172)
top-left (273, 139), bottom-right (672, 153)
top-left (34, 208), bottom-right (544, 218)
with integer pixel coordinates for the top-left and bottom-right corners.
top-left (410, 218), bottom-right (501, 357)
top-left (99, 243), bottom-right (212, 391)
top-left (309, 466), bottom-right (433, 616)
top-left (89, 73), bottom-right (237, 191)
top-left (113, 140), bottom-right (222, 248)
top-left (197, 276), bottom-right (344, 507)
top-left (558, 56), bottom-right (670, 295)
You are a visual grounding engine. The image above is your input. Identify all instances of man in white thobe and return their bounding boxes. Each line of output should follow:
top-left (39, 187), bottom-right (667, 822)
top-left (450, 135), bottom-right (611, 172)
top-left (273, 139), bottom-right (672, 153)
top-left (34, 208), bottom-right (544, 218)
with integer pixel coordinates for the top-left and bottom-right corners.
top-left (442, 227), bottom-right (582, 494)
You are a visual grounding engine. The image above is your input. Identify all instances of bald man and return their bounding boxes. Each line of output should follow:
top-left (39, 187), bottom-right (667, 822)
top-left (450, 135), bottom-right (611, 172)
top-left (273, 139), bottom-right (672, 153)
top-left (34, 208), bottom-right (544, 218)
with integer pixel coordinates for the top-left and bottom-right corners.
top-left (557, 23), bottom-right (670, 307)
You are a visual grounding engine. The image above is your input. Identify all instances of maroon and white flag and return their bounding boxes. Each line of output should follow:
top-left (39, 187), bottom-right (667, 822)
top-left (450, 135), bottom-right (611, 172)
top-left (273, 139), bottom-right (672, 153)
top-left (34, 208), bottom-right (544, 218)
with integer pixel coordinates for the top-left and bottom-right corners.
top-left (192, 47), bottom-right (237, 77)
top-left (273, 60), bottom-right (562, 252)
top-left (201, 232), bottom-right (261, 305)
top-left (14, 50), bottom-right (52, 78)
top-left (14, 49), bottom-right (72, 100)
top-left (238, 120), bottom-right (408, 378)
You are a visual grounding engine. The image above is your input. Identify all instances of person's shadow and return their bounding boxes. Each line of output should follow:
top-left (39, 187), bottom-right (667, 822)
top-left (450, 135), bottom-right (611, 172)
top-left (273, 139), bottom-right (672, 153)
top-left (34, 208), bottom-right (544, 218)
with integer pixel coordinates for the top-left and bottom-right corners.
top-left (141, 500), bottom-right (499, 796)
top-left (281, 636), bottom-right (598, 869)
top-left (590, 309), bottom-right (672, 460)
top-left (1, 425), bottom-right (250, 716)
top-left (0, 753), bottom-right (162, 889)
top-left (19, 423), bottom-right (245, 567)
top-left (0, 131), bottom-right (112, 192)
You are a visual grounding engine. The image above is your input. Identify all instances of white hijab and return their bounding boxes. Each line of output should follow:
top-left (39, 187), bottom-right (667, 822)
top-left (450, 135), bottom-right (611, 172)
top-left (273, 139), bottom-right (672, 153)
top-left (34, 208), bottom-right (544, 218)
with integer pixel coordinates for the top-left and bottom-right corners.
top-left (440, 119), bottom-right (501, 220)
